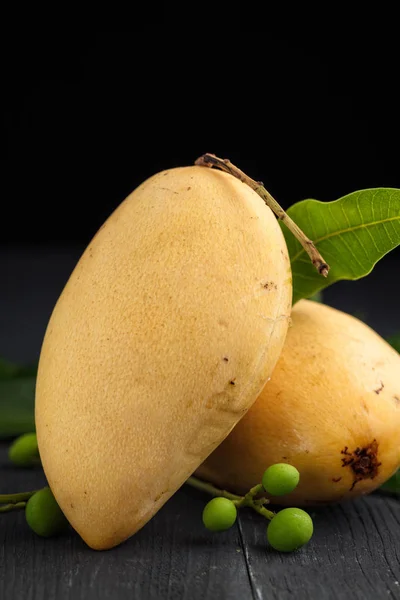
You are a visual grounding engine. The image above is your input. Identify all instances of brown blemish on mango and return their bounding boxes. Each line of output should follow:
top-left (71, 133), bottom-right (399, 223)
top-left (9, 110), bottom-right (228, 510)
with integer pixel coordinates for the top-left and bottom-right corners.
top-left (263, 281), bottom-right (278, 291)
top-left (341, 439), bottom-right (381, 491)
top-left (374, 381), bottom-right (384, 394)
top-left (196, 301), bottom-right (400, 507)
top-left (34, 165), bottom-right (293, 549)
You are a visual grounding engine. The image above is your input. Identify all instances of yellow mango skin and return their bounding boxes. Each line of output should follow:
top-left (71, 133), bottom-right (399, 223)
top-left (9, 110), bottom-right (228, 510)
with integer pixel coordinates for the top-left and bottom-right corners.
top-left (35, 165), bottom-right (292, 550)
top-left (197, 299), bottom-right (400, 506)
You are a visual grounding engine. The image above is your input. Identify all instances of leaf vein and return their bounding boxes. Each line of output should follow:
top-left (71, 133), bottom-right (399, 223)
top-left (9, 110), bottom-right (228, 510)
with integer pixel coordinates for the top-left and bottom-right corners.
top-left (290, 215), bottom-right (400, 264)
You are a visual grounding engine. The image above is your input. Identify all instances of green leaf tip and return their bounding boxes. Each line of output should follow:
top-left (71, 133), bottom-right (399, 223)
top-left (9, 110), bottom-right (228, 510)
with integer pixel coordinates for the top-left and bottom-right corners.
top-left (0, 358), bottom-right (37, 439)
top-left (386, 334), bottom-right (400, 354)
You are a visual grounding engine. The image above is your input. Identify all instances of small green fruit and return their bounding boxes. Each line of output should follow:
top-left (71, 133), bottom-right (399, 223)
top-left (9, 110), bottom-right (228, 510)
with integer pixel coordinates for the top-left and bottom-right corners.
top-left (8, 433), bottom-right (40, 467)
top-left (25, 487), bottom-right (69, 537)
top-left (202, 497), bottom-right (237, 532)
top-left (267, 507), bottom-right (313, 552)
top-left (262, 463), bottom-right (300, 496)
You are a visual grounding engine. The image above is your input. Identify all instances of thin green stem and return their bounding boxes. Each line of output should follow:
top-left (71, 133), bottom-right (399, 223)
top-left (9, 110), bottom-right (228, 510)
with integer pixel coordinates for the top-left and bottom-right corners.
top-left (252, 504), bottom-right (275, 520)
top-left (186, 476), bottom-right (242, 502)
top-left (185, 476), bottom-right (276, 521)
top-left (0, 502), bottom-right (27, 513)
top-left (0, 490), bottom-right (41, 504)
top-left (236, 484), bottom-right (275, 520)
top-left (236, 483), bottom-right (264, 507)
top-left (253, 496), bottom-right (269, 506)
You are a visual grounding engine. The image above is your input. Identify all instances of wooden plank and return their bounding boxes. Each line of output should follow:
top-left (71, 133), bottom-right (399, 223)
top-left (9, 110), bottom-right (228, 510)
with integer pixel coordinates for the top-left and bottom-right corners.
top-left (0, 447), bottom-right (254, 599)
top-left (3, 447), bottom-right (400, 600)
top-left (236, 493), bottom-right (400, 599)
top-left (2, 248), bottom-right (400, 599)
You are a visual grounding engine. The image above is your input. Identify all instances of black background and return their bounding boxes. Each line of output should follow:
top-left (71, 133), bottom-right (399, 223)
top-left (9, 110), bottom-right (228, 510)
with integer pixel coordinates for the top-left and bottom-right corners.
top-left (2, 32), bottom-right (400, 600)
top-left (2, 31), bottom-right (399, 253)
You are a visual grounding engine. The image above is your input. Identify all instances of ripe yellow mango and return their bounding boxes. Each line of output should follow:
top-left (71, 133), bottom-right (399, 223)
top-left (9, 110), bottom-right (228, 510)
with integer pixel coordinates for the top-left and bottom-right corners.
top-left (197, 299), bottom-right (400, 505)
top-left (35, 165), bottom-right (292, 549)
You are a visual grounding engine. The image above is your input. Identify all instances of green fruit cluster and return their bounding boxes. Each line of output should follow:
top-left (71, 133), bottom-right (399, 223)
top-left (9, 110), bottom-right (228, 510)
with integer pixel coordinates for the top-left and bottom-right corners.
top-left (202, 463), bottom-right (313, 552)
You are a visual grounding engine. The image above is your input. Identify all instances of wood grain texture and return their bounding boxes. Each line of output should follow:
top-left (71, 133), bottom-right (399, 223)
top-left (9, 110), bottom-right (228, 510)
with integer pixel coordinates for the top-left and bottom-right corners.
top-left (2, 448), bottom-right (400, 600)
top-left (1, 247), bottom-right (400, 599)
top-left (0, 449), bottom-right (253, 599)
top-left (238, 495), bottom-right (400, 600)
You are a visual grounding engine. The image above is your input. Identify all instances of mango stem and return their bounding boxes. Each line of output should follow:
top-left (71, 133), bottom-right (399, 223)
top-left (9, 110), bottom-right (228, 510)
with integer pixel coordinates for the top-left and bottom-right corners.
top-left (195, 153), bottom-right (329, 277)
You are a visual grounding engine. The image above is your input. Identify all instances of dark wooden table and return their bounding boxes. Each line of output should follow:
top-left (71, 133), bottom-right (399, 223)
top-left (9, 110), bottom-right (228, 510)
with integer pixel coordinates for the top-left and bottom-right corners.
top-left (1, 245), bottom-right (400, 600)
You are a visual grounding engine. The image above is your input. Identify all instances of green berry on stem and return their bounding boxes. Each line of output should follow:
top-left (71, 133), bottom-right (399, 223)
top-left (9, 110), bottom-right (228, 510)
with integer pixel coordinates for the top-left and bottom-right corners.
top-left (202, 497), bottom-right (237, 532)
top-left (25, 487), bottom-right (69, 537)
top-left (8, 433), bottom-right (40, 467)
top-left (262, 463), bottom-right (300, 496)
top-left (267, 507), bottom-right (313, 552)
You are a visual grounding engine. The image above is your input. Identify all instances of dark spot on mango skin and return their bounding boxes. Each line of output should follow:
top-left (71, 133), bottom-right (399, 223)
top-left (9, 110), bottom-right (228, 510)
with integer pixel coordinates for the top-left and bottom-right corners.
top-left (159, 187), bottom-right (178, 195)
top-left (280, 249), bottom-right (289, 262)
top-left (341, 439), bottom-right (381, 491)
top-left (362, 401), bottom-right (369, 414)
top-left (332, 477), bottom-right (342, 483)
top-left (393, 396), bottom-right (400, 405)
top-left (374, 381), bottom-right (384, 394)
top-left (153, 490), bottom-right (169, 503)
top-left (262, 281), bottom-right (278, 290)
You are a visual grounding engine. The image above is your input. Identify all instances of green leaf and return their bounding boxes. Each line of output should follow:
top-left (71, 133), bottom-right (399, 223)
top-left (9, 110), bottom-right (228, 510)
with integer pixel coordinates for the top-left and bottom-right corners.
top-left (0, 377), bottom-right (36, 439)
top-left (386, 334), bottom-right (400, 353)
top-left (0, 357), bottom-right (37, 380)
top-left (281, 188), bottom-right (400, 304)
top-left (308, 290), bottom-right (323, 303)
top-left (380, 470), bottom-right (400, 494)
top-left (0, 357), bottom-right (37, 439)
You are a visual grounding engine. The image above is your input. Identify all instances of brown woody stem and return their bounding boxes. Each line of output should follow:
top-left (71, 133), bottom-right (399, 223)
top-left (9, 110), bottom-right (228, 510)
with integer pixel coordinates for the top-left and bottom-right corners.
top-left (195, 153), bottom-right (329, 277)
